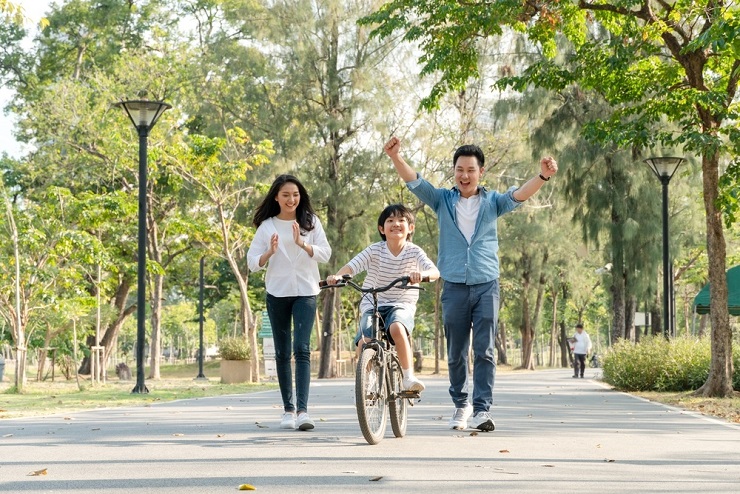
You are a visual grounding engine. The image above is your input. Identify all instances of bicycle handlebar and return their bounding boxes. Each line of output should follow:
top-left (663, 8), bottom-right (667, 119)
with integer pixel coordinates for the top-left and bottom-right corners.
top-left (319, 275), bottom-right (429, 293)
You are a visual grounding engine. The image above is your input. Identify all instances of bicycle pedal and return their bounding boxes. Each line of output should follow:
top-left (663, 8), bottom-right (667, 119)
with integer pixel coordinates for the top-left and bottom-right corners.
top-left (398, 390), bottom-right (421, 399)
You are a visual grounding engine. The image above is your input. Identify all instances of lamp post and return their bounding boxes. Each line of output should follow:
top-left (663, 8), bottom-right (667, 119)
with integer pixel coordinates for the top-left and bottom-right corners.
top-left (115, 99), bottom-right (172, 393)
top-left (644, 156), bottom-right (684, 339)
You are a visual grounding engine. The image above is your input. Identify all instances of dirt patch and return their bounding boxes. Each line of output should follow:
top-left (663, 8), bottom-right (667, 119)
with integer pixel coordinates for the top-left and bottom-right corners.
top-left (635, 390), bottom-right (740, 424)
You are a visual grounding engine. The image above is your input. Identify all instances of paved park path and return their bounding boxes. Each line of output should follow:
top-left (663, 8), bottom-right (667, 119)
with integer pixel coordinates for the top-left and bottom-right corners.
top-left (2, 369), bottom-right (739, 493)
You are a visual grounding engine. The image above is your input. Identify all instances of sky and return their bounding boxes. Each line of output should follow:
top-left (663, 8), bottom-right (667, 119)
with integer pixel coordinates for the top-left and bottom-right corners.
top-left (0, 0), bottom-right (53, 157)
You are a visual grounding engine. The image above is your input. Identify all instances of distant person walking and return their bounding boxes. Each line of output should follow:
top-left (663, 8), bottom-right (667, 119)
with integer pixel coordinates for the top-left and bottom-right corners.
top-left (247, 174), bottom-right (332, 431)
top-left (572, 323), bottom-right (592, 378)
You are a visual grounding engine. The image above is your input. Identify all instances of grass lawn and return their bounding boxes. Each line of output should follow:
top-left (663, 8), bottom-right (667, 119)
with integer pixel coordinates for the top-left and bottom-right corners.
top-left (0, 360), bottom-right (277, 419)
top-left (634, 390), bottom-right (740, 424)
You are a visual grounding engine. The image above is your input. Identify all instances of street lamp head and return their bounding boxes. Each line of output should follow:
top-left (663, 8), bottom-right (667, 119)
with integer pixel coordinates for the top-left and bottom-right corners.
top-left (644, 156), bottom-right (684, 183)
top-left (114, 99), bottom-right (172, 131)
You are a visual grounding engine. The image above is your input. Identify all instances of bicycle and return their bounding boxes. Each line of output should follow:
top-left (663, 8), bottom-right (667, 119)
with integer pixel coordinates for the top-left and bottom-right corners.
top-left (320, 274), bottom-right (427, 445)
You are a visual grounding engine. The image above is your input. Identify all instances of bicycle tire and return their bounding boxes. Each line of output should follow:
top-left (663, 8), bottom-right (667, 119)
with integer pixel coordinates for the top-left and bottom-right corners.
top-left (388, 354), bottom-right (408, 438)
top-left (355, 347), bottom-right (387, 445)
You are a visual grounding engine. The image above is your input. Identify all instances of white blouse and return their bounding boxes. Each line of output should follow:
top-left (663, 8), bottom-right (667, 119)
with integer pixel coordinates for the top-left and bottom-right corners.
top-left (247, 215), bottom-right (332, 297)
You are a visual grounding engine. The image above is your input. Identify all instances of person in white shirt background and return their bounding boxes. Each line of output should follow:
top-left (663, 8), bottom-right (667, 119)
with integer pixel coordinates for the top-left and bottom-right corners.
top-left (247, 175), bottom-right (332, 430)
top-left (572, 323), bottom-right (592, 378)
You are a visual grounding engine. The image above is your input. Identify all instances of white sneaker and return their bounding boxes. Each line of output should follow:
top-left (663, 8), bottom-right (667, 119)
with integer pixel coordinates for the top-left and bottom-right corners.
top-left (469, 411), bottom-right (495, 432)
top-left (448, 404), bottom-right (473, 430)
top-left (296, 412), bottom-right (315, 431)
top-left (402, 375), bottom-right (425, 392)
top-left (280, 412), bottom-right (296, 429)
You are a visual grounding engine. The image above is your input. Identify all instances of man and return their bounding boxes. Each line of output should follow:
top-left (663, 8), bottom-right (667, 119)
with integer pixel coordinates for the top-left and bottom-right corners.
top-left (572, 323), bottom-right (592, 378)
top-left (384, 136), bottom-right (557, 431)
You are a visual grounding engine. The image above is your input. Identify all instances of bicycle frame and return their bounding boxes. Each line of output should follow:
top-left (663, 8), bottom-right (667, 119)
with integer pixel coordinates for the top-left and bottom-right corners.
top-left (320, 275), bottom-right (425, 444)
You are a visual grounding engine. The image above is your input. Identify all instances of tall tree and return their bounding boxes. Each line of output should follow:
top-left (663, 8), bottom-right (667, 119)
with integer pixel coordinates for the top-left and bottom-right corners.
top-left (363, 0), bottom-right (738, 396)
top-left (256, 0), bottom-right (401, 377)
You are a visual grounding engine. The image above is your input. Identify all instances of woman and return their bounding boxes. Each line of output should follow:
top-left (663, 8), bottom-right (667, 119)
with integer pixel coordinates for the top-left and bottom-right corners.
top-left (247, 175), bottom-right (331, 431)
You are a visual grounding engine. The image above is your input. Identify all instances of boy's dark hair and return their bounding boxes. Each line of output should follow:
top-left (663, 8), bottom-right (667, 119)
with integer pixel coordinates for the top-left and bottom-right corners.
top-left (252, 174), bottom-right (316, 232)
top-left (377, 204), bottom-right (415, 241)
top-left (576, 323), bottom-right (584, 329)
top-left (453, 144), bottom-right (485, 168)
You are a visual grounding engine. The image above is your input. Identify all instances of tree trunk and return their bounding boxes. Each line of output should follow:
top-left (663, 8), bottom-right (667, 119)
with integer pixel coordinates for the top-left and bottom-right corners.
top-left (549, 287), bottom-right (559, 367)
top-left (434, 280), bottom-right (442, 374)
top-left (148, 272), bottom-right (164, 379)
top-left (519, 261), bottom-right (535, 370)
top-left (495, 319), bottom-right (508, 366)
top-left (625, 294), bottom-right (636, 342)
top-left (559, 321), bottom-right (569, 368)
top-left (318, 289), bottom-right (336, 378)
top-left (696, 150), bottom-right (733, 397)
top-left (611, 263), bottom-right (626, 342)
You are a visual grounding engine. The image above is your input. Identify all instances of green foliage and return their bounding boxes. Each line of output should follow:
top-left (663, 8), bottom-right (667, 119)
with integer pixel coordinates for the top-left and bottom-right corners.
top-left (217, 336), bottom-right (251, 361)
top-left (602, 336), bottom-right (739, 392)
top-left (718, 159), bottom-right (740, 229)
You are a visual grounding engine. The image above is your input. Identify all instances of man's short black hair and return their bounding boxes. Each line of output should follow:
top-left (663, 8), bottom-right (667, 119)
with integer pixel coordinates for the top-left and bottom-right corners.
top-left (453, 144), bottom-right (485, 168)
top-left (576, 323), bottom-right (584, 329)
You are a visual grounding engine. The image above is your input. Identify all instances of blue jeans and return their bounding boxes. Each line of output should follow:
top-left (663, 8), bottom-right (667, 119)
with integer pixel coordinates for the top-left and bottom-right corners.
top-left (355, 306), bottom-right (415, 346)
top-left (266, 294), bottom-right (316, 413)
top-left (441, 279), bottom-right (499, 413)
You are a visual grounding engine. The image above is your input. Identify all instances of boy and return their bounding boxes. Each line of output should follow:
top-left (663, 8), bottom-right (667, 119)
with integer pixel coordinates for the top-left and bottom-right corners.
top-left (384, 136), bottom-right (557, 431)
top-left (326, 204), bottom-right (440, 392)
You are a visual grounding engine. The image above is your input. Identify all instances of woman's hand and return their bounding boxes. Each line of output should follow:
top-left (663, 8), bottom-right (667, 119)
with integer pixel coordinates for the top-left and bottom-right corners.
top-left (292, 222), bottom-right (303, 247)
top-left (267, 233), bottom-right (279, 256)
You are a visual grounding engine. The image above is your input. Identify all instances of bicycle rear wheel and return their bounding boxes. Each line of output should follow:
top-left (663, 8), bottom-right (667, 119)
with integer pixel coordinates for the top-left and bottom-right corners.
top-left (355, 347), bottom-right (387, 445)
top-left (388, 354), bottom-right (408, 438)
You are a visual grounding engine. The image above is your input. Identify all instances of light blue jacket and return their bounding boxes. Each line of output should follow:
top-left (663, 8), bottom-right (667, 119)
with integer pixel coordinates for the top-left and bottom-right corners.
top-left (407, 174), bottom-right (521, 285)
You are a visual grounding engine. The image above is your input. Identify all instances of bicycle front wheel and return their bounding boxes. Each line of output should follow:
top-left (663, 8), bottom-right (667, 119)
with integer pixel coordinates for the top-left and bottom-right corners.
top-left (355, 347), bottom-right (387, 445)
top-left (388, 354), bottom-right (408, 438)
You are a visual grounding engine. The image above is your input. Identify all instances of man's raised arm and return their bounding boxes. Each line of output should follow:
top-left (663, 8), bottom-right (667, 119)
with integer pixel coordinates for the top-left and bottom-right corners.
top-left (384, 136), bottom-right (417, 183)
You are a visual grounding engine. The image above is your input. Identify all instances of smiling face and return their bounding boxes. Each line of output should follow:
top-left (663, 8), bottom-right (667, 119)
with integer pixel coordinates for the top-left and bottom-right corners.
top-left (454, 155), bottom-right (483, 198)
top-left (275, 182), bottom-right (300, 218)
top-left (379, 213), bottom-right (414, 243)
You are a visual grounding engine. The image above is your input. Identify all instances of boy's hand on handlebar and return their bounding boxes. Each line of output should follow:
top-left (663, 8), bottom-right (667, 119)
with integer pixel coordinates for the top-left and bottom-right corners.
top-left (407, 271), bottom-right (422, 284)
top-left (326, 274), bottom-right (342, 285)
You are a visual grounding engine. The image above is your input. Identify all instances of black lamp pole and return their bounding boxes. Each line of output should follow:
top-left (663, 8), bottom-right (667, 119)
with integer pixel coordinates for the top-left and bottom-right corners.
top-left (115, 99), bottom-right (172, 394)
top-left (644, 157), bottom-right (684, 339)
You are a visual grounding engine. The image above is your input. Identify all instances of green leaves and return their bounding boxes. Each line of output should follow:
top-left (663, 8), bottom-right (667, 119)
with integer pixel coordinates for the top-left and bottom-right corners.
top-left (718, 159), bottom-right (740, 229)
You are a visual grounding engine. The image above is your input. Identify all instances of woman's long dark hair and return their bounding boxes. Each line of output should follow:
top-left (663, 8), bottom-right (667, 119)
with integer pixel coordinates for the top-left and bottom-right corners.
top-left (252, 174), bottom-right (316, 232)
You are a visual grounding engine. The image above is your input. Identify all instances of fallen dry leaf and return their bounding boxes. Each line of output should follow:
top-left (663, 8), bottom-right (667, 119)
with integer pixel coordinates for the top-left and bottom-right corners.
top-left (27, 469), bottom-right (48, 476)
top-left (238, 483), bottom-right (256, 490)
top-left (369, 476), bottom-right (383, 482)
top-left (499, 449), bottom-right (509, 453)
top-left (604, 459), bottom-right (615, 463)
top-left (470, 432), bottom-right (478, 436)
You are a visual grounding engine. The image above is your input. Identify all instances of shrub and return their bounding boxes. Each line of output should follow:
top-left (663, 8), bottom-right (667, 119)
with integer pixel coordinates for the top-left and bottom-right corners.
top-left (602, 336), bottom-right (715, 392)
top-left (218, 337), bottom-right (251, 360)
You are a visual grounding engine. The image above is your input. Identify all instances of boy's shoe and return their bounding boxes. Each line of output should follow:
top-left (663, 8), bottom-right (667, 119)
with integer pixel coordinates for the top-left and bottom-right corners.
top-left (402, 375), bottom-right (425, 392)
top-left (280, 412), bottom-right (296, 429)
top-left (448, 404), bottom-right (473, 430)
top-left (297, 412), bottom-right (315, 431)
top-left (469, 411), bottom-right (496, 432)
